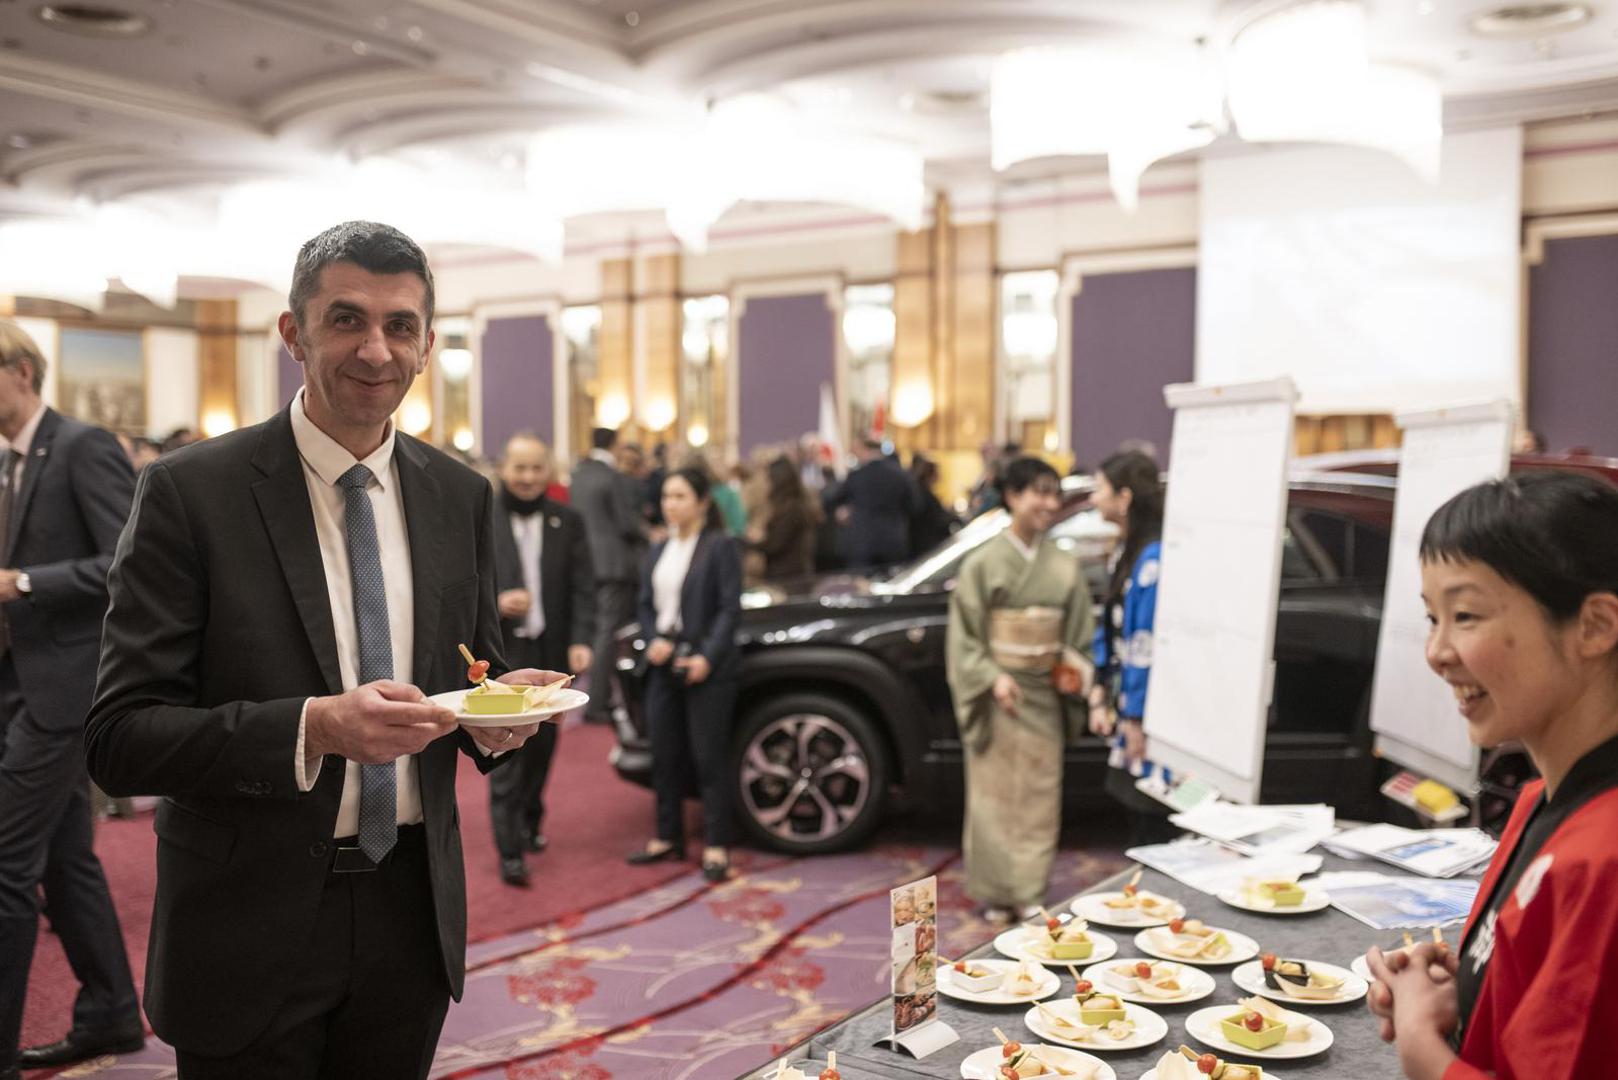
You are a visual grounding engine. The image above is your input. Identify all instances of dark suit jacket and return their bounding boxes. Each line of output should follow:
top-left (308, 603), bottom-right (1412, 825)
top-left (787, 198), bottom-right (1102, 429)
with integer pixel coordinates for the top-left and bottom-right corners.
top-left (84, 407), bottom-right (509, 1056)
top-left (3, 408), bottom-right (134, 728)
top-left (570, 456), bottom-right (645, 583)
top-left (492, 492), bottom-right (595, 673)
top-left (637, 528), bottom-right (741, 681)
top-left (828, 456), bottom-right (920, 566)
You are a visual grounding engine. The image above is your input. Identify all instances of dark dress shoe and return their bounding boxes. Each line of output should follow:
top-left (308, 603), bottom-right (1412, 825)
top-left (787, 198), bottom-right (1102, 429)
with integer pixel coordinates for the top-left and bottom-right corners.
top-left (525, 832), bottom-right (548, 854)
top-left (626, 843), bottom-right (684, 865)
top-left (702, 858), bottom-right (730, 883)
top-left (19, 1020), bottom-right (145, 1067)
top-left (499, 857), bottom-right (530, 887)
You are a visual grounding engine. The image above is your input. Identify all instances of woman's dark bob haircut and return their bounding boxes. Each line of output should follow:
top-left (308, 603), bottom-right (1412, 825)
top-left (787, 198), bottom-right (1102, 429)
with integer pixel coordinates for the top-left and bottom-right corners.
top-left (1420, 470), bottom-right (1618, 622)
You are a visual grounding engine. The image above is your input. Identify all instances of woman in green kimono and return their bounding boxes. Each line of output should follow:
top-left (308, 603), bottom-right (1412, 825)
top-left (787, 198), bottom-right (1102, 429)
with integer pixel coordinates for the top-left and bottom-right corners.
top-left (947, 456), bottom-right (1095, 924)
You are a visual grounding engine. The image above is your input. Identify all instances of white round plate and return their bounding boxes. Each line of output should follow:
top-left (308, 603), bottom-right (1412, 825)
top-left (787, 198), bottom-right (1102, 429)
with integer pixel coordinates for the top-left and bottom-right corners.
top-left (938, 960), bottom-right (1062, 1006)
top-left (959, 1044), bottom-right (1115, 1080)
top-left (1216, 887), bottom-right (1331, 915)
top-left (428, 686), bottom-right (589, 728)
top-left (1071, 892), bottom-right (1185, 928)
top-left (1023, 999), bottom-right (1168, 1053)
top-left (994, 925), bottom-right (1119, 965)
top-left (1142, 1069), bottom-right (1286, 1080)
top-left (1231, 959), bottom-right (1368, 1006)
top-left (1133, 927), bottom-right (1259, 966)
top-left (1183, 1004), bottom-right (1334, 1059)
top-left (1079, 958), bottom-right (1217, 1005)
top-left (1350, 955), bottom-right (1373, 982)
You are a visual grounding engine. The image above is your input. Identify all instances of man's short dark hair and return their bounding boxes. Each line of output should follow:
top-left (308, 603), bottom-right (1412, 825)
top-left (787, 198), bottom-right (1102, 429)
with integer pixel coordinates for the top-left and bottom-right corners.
top-left (1001, 455), bottom-right (1060, 495)
top-left (591, 427), bottom-right (618, 451)
top-left (288, 220), bottom-right (435, 329)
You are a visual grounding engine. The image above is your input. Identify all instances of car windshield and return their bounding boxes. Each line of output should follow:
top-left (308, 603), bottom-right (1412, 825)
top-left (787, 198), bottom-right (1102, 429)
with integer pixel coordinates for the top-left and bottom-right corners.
top-left (875, 476), bottom-right (1118, 596)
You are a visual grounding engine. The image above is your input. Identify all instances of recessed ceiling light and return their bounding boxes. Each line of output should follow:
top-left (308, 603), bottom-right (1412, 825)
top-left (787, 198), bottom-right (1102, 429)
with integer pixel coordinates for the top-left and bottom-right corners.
top-left (1470, 4), bottom-right (1592, 38)
top-left (34, 4), bottom-right (151, 37)
top-left (7, 133), bottom-right (33, 150)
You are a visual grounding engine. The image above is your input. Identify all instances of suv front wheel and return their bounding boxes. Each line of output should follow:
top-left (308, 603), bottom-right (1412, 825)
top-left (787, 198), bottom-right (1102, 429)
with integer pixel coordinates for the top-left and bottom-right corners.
top-left (732, 692), bottom-right (888, 854)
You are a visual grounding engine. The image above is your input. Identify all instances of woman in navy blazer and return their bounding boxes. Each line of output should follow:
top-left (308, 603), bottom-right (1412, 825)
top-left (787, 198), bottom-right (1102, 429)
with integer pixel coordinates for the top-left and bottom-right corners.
top-left (628, 466), bottom-right (742, 880)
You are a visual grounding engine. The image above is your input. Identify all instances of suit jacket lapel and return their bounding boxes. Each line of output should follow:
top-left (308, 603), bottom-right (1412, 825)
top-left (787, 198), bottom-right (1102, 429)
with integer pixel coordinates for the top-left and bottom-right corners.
top-left (539, 499), bottom-right (564, 624)
top-left (680, 530), bottom-right (713, 628)
top-left (6, 407), bottom-right (59, 560)
top-left (250, 410), bottom-right (344, 696)
top-left (395, 435), bottom-right (445, 689)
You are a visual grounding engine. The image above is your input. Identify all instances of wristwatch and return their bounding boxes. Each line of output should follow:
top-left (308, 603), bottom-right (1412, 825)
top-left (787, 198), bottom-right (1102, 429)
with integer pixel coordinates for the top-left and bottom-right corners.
top-left (15, 572), bottom-right (30, 595)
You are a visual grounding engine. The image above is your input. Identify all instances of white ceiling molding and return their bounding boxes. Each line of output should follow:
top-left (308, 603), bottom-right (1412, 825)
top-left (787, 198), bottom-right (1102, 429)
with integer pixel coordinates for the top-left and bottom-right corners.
top-left (408, 0), bottom-right (627, 57)
top-left (342, 107), bottom-right (621, 158)
top-left (0, 53), bottom-right (263, 135)
top-left (259, 71), bottom-right (503, 134)
top-left (1, 141), bottom-right (153, 188)
top-left (187, 0), bottom-right (440, 67)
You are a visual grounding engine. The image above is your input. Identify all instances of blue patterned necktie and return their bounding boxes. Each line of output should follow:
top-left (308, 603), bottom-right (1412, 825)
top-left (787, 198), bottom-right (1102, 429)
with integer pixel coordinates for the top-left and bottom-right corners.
top-left (338, 463), bottom-right (397, 863)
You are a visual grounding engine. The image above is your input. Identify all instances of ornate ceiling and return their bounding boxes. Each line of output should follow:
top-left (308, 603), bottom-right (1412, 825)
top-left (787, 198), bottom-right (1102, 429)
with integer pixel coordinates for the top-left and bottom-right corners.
top-left (1, 0), bottom-right (1616, 234)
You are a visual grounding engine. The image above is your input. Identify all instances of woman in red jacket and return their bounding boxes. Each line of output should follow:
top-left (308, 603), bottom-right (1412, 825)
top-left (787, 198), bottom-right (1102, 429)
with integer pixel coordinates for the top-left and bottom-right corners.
top-left (1367, 470), bottom-right (1618, 1080)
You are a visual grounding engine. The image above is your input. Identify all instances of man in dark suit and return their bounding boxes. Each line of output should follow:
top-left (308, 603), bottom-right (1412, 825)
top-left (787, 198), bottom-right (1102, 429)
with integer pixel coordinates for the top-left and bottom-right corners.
top-left (0, 321), bottom-right (141, 1078)
top-left (487, 432), bottom-right (594, 886)
top-left (570, 426), bottom-right (646, 723)
top-left (84, 222), bottom-right (558, 1079)
top-left (827, 437), bottom-right (921, 571)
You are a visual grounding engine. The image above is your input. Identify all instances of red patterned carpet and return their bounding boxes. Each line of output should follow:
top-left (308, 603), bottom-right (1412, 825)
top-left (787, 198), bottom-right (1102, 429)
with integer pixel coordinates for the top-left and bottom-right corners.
top-left (22, 722), bottom-right (1127, 1078)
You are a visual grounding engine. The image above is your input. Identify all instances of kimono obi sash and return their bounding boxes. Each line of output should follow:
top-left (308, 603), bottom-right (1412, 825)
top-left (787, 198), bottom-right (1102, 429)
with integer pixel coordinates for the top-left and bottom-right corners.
top-left (990, 606), bottom-right (1064, 673)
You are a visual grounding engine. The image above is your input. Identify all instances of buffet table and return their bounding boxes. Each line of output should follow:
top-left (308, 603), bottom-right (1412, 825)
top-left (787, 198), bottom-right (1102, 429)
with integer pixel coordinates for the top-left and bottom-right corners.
top-left (761, 856), bottom-right (1412, 1079)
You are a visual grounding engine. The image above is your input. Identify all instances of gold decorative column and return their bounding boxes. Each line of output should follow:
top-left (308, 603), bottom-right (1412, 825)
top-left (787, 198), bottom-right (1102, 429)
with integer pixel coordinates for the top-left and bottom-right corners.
top-left (196, 299), bottom-right (239, 436)
top-left (891, 228), bottom-right (935, 453)
top-left (891, 193), bottom-right (998, 455)
top-left (950, 217), bottom-right (996, 451)
top-left (638, 253), bottom-right (682, 443)
top-left (598, 257), bottom-right (634, 434)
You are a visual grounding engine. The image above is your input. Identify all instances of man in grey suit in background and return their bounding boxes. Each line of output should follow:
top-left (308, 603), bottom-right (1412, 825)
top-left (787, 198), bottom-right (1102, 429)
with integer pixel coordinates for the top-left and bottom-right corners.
top-left (570, 426), bottom-right (646, 724)
top-left (0, 321), bottom-right (142, 1078)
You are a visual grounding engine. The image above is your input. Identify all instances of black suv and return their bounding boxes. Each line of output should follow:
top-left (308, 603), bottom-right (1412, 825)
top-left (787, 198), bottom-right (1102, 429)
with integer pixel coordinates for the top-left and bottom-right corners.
top-left (608, 471), bottom-right (1398, 854)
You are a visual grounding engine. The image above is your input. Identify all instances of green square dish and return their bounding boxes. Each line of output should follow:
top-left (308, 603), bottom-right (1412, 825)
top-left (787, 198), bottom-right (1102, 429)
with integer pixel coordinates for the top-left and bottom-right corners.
top-left (1221, 1012), bottom-right (1286, 1051)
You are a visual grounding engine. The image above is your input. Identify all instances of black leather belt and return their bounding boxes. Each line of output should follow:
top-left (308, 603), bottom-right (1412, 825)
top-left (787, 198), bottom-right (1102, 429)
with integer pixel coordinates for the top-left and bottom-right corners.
top-left (329, 822), bottom-right (426, 873)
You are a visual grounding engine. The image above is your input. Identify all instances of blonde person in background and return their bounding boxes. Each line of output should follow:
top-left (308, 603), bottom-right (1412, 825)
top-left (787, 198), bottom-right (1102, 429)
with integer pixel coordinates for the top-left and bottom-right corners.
top-left (947, 456), bottom-right (1094, 925)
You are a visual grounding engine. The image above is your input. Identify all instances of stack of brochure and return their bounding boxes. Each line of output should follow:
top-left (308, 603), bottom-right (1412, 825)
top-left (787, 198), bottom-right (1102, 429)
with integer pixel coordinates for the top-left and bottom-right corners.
top-left (1322, 824), bottom-right (1496, 878)
top-left (1126, 837), bottom-right (1323, 897)
top-left (1168, 802), bottom-right (1337, 857)
top-left (1313, 872), bottom-right (1480, 931)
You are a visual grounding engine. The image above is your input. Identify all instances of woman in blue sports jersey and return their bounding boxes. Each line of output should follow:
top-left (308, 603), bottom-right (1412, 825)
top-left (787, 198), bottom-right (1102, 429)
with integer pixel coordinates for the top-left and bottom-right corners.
top-left (1087, 449), bottom-right (1175, 843)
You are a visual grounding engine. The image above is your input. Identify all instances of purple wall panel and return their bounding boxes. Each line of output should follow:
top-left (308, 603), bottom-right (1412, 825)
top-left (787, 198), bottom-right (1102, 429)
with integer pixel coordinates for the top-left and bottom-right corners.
top-left (277, 342), bottom-right (302, 408)
top-left (1070, 267), bottom-right (1197, 468)
top-left (737, 293), bottom-right (834, 455)
top-left (480, 314), bottom-right (553, 452)
top-left (1528, 234), bottom-right (1618, 457)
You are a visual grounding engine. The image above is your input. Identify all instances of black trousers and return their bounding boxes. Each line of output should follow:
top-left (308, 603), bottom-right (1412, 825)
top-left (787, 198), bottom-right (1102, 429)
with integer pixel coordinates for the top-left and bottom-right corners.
top-left (488, 635), bottom-right (559, 859)
top-left (0, 657), bottom-right (138, 1068)
top-left (586, 579), bottom-right (638, 720)
top-left (645, 666), bottom-right (737, 847)
top-left (173, 825), bottom-right (449, 1080)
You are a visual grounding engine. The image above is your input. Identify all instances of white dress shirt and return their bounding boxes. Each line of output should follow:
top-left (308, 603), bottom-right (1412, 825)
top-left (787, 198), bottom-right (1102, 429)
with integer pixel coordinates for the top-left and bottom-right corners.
top-left (2, 400), bottom-right (46, 487)
top-left (288, 388), bottom-right (423, 835)
top-left (651, 530), bottom-right (700, 635)
top-left (510, 511), bottom-right (545, 639)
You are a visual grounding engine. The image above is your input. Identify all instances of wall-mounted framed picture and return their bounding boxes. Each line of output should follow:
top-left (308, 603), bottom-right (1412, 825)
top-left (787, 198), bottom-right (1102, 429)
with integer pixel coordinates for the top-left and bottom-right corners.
top-left (57, 326), bottom-right (146, 434)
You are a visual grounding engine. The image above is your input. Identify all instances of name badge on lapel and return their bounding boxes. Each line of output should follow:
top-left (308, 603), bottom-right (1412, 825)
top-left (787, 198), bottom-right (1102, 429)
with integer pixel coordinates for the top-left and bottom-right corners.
top-left (548, 516), bottom-right (560, 529)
